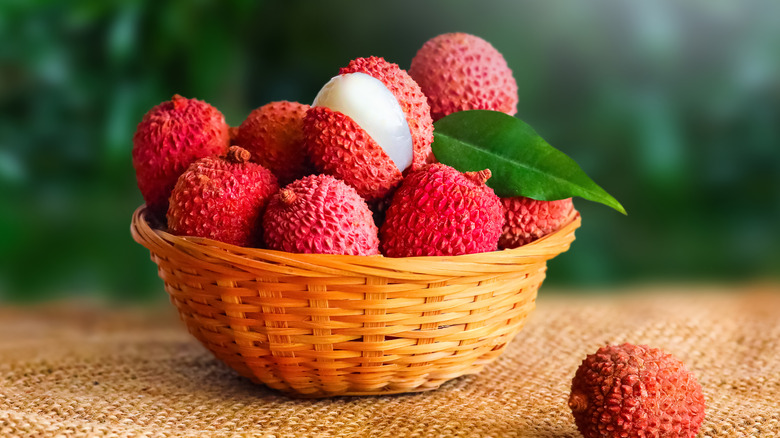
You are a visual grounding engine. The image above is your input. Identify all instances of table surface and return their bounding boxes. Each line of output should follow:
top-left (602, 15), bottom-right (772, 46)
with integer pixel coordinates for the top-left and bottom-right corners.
top-left (1, 283), bottom-right (779, 437)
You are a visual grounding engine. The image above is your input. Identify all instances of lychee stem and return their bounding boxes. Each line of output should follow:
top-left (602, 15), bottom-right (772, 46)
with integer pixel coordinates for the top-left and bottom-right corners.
top-left (568, 392), bottom-right (588, 413)
top-left (464, 169), bottom-right (492, 185)
top-left (172, 94), bottom-right (187, 111)
top-left (278, 189), bottom-right (296, 206)
top-left (226, 146), bottom-right (251, 164)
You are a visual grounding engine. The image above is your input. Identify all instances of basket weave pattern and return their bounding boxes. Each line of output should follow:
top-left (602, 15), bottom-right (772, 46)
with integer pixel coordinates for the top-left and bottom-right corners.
top-left (131, 206), bottom-right (580, 397)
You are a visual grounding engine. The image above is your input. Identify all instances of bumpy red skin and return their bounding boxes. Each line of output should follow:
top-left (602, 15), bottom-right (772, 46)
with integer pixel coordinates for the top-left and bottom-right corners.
top-left (304, 107), bottom-right (402, 203)
top-left (340, 56), bottom-right (435, 169)
top-left (167, 148), bottom-right (278, 247)
top-left (380, 164), bottom-right (503, 257)
top-left (499, 197), bottom-right (574, 249)
top-left (409, 33), bottom-right (518, 122)
top-left (133, 94), bottom-right (230, 220)
top-left (235, 101), bottom-right (312, 185)
top-left (569, 343), bottom-right (706, 438)
top-left (262, 174), bottom-right (379, 256)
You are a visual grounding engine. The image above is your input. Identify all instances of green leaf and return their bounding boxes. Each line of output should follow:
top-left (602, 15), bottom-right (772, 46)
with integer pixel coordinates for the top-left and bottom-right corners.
top-left (432, 110), bottom-right (626, 215)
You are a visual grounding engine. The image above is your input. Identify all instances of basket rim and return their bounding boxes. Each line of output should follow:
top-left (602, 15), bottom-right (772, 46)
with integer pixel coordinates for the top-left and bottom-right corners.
top-left (130, 204), bottom-right (580, 277)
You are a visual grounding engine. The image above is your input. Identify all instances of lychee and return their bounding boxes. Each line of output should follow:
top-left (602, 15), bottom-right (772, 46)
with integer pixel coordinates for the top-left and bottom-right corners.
top-left (569, 343), bottom-right (706, 438)
top-left (499, 197), bottom-right (574, 249)
top-left (380, 164), bottom-right (503, 257)
top-left (409, 33), bottom-right (518, 122)
top-left (234, 101), bottom-right (312, 185)
top-left (304, 56), bottom-right (434, 203)
top-left (167, 146), bottom-right (278, 247)
top-left (132, 94), bottom-right (230, 219)
top-left (262, 174), bottom-right (379, 255)
top-left (341, 56), bottom-right (435, 170)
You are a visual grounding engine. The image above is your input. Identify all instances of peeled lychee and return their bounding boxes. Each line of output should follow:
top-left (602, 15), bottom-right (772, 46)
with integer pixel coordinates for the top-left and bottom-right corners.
top-left (304, 56), bottom-right (434, 203)
top-left (380, 164), bottom-right (503, 257)
top-left (262, 174), bottom-right (379, 255)
top-left (234, 101), bottom-right (312, 185)
top-left (341, 56), bottom-right (435, 170)
top-left (499, 197), bottom-right (574, 249)
top-left (409, 33), bottom-right (518, 122)
top-left (133, 94), bottom-right (230, 219)
top-left (167, 146), bottom-right (278, 247)
top-left (569, 343), bottom-right (706, 438)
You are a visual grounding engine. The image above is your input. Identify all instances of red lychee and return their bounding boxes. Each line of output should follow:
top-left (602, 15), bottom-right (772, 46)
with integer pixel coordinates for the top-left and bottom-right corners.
top-left (409, 33), bottom-right (518, 122)
top-left (569, 343), bottom-right (706, 438)
top-left (499, 197), bottom-right (574, 249)
top-left (234, 101), bottom-right (312, 185)
top-left (132, 94), bottom-right (230, 219)
top-left (262, 174), bottom-right (380, 255)
top-left (380, 164), bottom-right (503, 257)
top-left (304, 56), bottom-right (434, 203)
top-left (167, 146), bottom-right (278, 247)
top-left (341, 56), bottom-right (435, 170)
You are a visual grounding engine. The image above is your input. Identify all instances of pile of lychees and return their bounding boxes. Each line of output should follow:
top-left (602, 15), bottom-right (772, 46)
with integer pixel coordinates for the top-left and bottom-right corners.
top-left (133, 33), bottom-right (708, 437)
top-left (132, 33), bottom-right (574, 257)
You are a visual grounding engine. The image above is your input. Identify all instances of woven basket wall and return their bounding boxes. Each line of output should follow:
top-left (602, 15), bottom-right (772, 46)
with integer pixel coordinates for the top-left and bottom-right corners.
top-left (130, 205), bottom-right (580, 397)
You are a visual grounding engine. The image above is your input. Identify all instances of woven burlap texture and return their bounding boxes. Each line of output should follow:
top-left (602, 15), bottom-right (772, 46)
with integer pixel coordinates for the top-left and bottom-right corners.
top-left (1, 285), bottom-right (778, 438)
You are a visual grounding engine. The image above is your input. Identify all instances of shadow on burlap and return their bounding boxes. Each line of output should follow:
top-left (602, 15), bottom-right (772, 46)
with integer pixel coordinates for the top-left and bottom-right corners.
top-left (1, 284), bottom-right (778, 437)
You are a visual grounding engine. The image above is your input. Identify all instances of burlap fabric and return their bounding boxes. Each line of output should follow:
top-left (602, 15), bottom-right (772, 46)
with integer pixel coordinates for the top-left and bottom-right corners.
top-left (1, 284), bottom-right (778, 437)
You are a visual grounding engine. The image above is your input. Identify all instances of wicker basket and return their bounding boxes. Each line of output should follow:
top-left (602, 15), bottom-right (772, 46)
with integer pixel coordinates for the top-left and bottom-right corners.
top-left (130, 205), bottom-right (580, 397)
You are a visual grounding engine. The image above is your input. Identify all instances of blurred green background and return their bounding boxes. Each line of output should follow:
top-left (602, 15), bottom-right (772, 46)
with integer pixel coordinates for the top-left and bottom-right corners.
top-left (1, 0), bottom-right (778, 302)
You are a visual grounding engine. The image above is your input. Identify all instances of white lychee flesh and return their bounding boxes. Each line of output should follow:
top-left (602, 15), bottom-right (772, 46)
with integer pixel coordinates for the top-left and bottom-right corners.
top-left (312, 72), bottom-right (413, 172)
